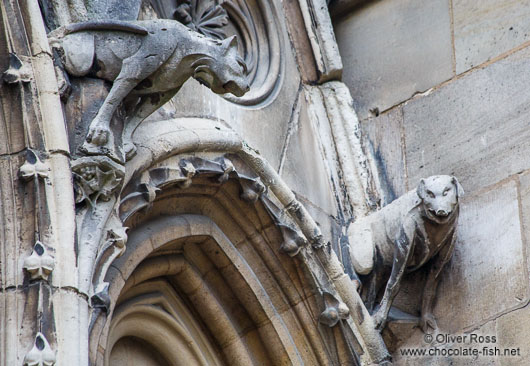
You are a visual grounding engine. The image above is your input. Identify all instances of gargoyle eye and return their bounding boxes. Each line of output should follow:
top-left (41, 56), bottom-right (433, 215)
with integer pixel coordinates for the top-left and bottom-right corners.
top-left (443, 187), bottom-right (451, 196)
top-left (236, 57), bottom-right (248, 75)
top-left (427, 190), bottom-right (435, 198)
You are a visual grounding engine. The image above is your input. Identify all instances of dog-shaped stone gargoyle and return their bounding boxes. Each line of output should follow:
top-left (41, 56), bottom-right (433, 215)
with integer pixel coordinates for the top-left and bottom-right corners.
top-left (347, 175), bottom-right (464, 333)
top-left (48, 19), bottom-right (250, 158)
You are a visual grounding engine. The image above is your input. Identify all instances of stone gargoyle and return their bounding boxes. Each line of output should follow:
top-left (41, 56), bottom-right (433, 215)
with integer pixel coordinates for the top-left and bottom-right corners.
top-left (347, 175), bottom-right (464, 333)
top-left (48, 19), bottom-right (250, 157)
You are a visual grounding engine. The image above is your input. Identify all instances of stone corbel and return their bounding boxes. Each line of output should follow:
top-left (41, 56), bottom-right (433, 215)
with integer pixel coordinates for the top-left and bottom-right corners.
top-left (23, 333), bottom-right (56, 366)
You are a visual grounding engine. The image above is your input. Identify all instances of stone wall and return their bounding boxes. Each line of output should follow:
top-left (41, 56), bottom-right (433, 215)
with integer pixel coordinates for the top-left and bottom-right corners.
top-left (333, 1), bottom-right (530, 364)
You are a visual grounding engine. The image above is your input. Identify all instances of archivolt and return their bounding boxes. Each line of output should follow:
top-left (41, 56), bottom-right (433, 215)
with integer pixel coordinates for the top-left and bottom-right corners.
top-left (88, 117), bottom-right (388, 365)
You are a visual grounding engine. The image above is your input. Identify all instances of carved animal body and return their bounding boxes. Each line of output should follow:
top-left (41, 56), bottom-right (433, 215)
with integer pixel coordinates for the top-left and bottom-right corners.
top-left (49, 19), bottom-right (249, 153)
top-left (347, 175), bottom-right (463, 333)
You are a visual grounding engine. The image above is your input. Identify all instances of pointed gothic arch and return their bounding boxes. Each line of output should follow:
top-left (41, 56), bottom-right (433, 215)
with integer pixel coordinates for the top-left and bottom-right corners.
top-left (85, 117), bottom-right (386, 365)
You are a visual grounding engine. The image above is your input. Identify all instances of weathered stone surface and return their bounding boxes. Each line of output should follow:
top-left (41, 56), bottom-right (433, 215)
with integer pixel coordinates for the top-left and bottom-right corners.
top-left (496, 305), bottom-right (530, 366)
top-left (403, 46), bottom-right (530, 194)
top-left (334, 0), bottom-right (453, 120)
top-left (453, 0), bottom-right (530, 74)
top-left (361, 107), bottom-right (407, 206)
top-left (279, 93), bottom-right (338, 216)
top-left (520, 171), bottom-right (530, 277)
top-left (434, 180), bottom-right (528, 333)
top-left (393, 321), bottom-right (499, 365)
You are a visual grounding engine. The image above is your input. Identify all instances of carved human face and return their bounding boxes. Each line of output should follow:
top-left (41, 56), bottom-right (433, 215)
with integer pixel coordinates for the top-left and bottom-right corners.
top-left (193, 36), bottom-right (250, 97)
top-left (417, 175), bottom-right (464, 224)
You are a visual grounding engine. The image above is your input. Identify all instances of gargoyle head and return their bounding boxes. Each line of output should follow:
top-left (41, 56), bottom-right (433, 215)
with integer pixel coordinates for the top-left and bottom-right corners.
top-left (417, 175), bottom-right (464, 224)
top-left (192, 36), bottom-right (250, 97)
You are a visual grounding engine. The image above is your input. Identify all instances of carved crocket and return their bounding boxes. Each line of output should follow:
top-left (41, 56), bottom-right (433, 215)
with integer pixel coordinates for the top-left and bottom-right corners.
top-left (347, 175), bottom-right (464, 333)
top-left (49, 19), bottom-right (250, 156)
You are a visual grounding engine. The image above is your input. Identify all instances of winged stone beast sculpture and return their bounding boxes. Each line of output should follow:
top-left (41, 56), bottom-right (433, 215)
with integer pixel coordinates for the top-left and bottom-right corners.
top-left (347, 175), bottom-right (464, 333)
top-left (49, 19), bottom-right (250, 157)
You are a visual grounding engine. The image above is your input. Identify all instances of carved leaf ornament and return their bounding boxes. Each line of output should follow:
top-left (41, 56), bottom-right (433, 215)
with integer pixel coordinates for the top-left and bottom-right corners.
top-left (23, 241), bottom-right (55, 281)
top-left (23, 333), bottom-right (56, 366)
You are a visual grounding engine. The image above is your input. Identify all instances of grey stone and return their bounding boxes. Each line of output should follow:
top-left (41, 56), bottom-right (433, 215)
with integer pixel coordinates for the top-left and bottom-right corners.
top-left (434, 180), bottom-right (528, 333)
top-left (279, 94), bottom-right (339, 217)
top-left (87, 0), bottom-right (141, 21)
top-left (403, 46), bottom-right (530, 194)
top-left (334, 0), bottom-right (453, 120)
top-left (454, 0), bottom-right (530, 74)
top-left (392, 321), bottom-right (499, 365)
top-left (496, 306), bottom-right (530, 366)
top-left (50, 19), bottom-right (249, 158)
top-left (361, 107), bottom-right (408, 206)
top-left (348, 175), bottom-right (463, 332)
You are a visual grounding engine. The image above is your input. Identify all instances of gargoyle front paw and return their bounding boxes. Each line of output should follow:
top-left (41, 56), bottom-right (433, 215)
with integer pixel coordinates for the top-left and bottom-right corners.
top-left (421, 313), bottom-right (438, 333)
top-left (372, 309), bottom-right (387, 332)
top-left (86, 123), bottom-right (110, 146)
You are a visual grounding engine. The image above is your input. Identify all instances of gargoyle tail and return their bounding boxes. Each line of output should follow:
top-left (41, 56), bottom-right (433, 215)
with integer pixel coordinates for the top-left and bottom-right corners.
top-left (64, 20), bottom-right (148, 36)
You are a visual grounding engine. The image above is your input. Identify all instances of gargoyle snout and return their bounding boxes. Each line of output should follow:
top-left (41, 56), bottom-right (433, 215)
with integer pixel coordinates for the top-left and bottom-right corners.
top-left (435, 209), bottom-right (450, 217)
top-left (223, 81), bottom-right (250, 97)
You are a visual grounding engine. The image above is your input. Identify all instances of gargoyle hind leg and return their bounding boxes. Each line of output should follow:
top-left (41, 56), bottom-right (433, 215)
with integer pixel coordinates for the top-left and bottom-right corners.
top-left (122, 89), bottom-right (180, 160)
top-left (373, 222), bottom-right (415, 332)
top-left (86, 57), bottom-right (160, 146)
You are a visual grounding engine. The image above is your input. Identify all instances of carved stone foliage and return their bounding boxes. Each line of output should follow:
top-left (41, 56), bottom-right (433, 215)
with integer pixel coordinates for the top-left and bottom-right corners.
top-left (23, 241), bottom-right (55, 281)
top-left (23, 333), bottom-right (56, 366)
top-left (71, 156), bottom-right (124, 207)
top-left (119, 155), bottom-right (308, 256)
top-left (144, 0), bottom-right (285, 106)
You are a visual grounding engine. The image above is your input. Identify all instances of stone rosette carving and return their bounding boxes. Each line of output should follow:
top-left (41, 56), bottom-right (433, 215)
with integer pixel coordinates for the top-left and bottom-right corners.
top-left (71, 156), bottom-right (124, 207)
top-left (174, 0), bottom-right (229, 39)
top-left (23, 333), bottom-right (56, 366)
top-left (23, 241), bottom-right (55, 281)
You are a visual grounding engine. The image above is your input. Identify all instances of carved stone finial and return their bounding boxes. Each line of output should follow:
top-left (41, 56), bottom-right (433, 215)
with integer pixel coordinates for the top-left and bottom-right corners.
top-left (3, 53), bottom-right (32, 84)
top-left (19, 150), bottom-right (48, 182)
top-left (319, 292), bottom-right (350, 327)
top-left (23, 333), bottom-right (56, 366)
top-left (23, 242), bottom-right (55, 281)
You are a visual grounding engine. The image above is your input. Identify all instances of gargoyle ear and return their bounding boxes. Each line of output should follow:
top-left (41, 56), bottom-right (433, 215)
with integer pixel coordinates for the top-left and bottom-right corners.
top-left (416, 179), bottom-right (426, 200)
top-left (223, 35), bottom-right (238, 49)
top-left (452, 176), bottom-right (464, 198)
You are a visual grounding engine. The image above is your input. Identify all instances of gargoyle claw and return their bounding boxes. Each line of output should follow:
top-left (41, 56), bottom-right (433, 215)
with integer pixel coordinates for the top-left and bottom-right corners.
top-left (86, 124), bottom-right (110, 146)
